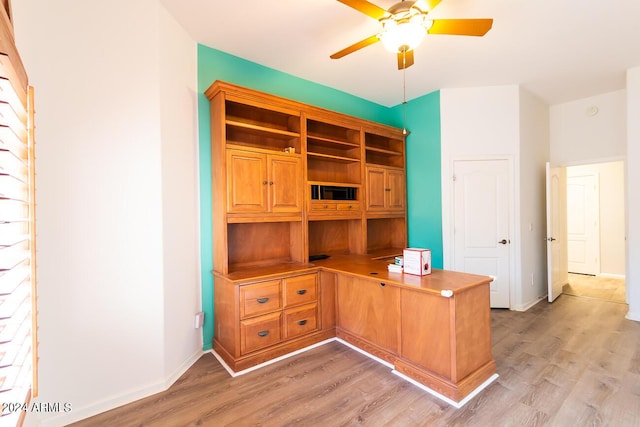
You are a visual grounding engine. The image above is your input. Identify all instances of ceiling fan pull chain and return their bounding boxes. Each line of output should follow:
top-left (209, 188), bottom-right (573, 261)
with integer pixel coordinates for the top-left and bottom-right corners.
top-left (402, 50), bottom-right (407, 135)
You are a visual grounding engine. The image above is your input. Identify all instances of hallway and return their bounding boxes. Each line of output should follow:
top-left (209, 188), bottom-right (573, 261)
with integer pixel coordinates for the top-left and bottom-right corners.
top-left (563, 273), bottom-right (626, 304)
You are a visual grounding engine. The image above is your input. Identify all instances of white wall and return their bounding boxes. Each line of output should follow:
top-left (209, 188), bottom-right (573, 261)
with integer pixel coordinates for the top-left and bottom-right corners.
top-left (518, 88), bottom-right (550, 307)
top-left (13, 1), bottom-right (201, 425)
top-left (627, 67), bottom-right (640, 321)
top-left (550, 90), bottom-right (626, 165)
top-left (440, 85), bottom-right (519, 308)
top-left (158, 6), bottom-right (202, 380)
top-left (567, 162), bottom-right (625, 277)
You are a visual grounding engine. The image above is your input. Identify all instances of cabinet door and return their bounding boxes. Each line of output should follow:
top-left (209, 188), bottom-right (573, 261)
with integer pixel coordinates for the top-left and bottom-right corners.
top-left (365, 167), bottom-right (386, 210)
top-left (268, 154), bottom-right (302, 212)
top-left (387, 169), bottom-right (406, 211)
top-left (227, 149), bottom-right (267, 213)
top-left (336, 275), bottom-right (400, 353)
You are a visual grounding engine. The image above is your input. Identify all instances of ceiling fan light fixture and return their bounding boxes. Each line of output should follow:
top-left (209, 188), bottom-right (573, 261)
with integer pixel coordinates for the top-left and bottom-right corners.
top-left (379, 18), bottom-right (426, 53)
top-left (379, 4), bottom-right (428, 53)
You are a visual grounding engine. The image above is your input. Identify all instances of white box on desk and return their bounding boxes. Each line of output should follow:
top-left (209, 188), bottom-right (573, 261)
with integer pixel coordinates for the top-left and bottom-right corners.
top-left (403, 248), bottom-right (431, 276)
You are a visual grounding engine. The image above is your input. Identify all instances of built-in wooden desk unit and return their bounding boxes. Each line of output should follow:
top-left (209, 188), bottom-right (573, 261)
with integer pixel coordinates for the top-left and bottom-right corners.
top-left (207, 81), bottom-right (496, 405)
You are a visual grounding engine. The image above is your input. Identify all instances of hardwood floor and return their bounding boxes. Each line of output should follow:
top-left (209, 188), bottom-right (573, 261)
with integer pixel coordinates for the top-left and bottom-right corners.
top-left (71, 295), bottom-right (640, 426)
top-left (564, 273), bottom-right (626, 304)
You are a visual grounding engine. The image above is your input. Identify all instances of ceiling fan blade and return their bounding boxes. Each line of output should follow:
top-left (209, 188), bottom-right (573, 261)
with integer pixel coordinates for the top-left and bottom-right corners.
top-left (414, 0), bottom-right (442, 12)
top-left (428, 18), bottom-right (493, 36)
top-left (330, 34), bottom-right (380, 59)
top-left (397, 49), bottom-right (415, 70)
top-left (336, 0), bottom-right (388, 20)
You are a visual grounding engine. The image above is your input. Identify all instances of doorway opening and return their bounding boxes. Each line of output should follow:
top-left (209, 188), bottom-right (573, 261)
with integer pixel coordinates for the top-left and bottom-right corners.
top-left (563, 160), bottom-right (625, 302)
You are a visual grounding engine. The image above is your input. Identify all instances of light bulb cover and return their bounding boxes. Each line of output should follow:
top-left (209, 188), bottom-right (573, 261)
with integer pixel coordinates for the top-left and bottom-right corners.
top-left (379, 6), bottom-right (427, 53)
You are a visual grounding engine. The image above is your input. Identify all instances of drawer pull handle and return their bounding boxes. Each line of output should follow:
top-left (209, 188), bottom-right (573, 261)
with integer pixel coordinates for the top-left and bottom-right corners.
top-left (257, 330), bottom-right (269, 337)
top-left (380, 282), bottom-right (386, 287)
top-left (296, 289), bottom-right (307, 295)
top-left (297, 320), bottom-right (307, 326)
top-left (257, 297), bottom-right (269, 304)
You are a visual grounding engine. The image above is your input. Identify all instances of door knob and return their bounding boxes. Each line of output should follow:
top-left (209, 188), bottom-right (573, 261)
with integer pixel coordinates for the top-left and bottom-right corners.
top-left (498, 239), bottom-right (508, 244)
top-left (547, 237), bottom-right (556, 242)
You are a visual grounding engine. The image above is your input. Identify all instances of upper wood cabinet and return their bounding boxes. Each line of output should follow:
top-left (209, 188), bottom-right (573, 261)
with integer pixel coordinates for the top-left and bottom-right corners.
top-left (226, 149), bottom-right (302, 214)
top-left (365, 166), bottom-right (406, 212)
top-left (206, 81), bottom-right (407, 272)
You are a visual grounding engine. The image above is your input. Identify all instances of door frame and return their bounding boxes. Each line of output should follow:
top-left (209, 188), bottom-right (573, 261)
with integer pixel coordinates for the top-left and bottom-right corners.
top-left (442, 155), bottom-right (517, 309)
top-left (551, 156), bottom-right (627, 301)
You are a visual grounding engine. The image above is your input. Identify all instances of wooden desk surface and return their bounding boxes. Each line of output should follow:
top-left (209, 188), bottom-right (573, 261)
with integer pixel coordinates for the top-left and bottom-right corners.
top-left (312, 254), bottom-right (492, 295)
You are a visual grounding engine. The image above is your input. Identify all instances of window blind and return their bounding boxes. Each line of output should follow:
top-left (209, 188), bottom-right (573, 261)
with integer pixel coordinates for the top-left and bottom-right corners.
top-left (0, 4), bottom-right (37, 425)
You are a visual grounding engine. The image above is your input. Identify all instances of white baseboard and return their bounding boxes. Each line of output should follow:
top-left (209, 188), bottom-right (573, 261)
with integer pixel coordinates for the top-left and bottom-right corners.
top-left (598, 273), bottom-right (626, 280)
top-left (39, 348), bottom-right (206, 427)
top-left (213, 337), bottom-right (495, 408)
top-left (212, 338), bottom-right (336, 378)
top-left (511, 295), bottom-right (546, 312)
top-left (625, 310), bottom-right (640, 322)
top-left (335, 340), bottom-right (496, 408)
top-left (392, 370), bottom-right (499, 409)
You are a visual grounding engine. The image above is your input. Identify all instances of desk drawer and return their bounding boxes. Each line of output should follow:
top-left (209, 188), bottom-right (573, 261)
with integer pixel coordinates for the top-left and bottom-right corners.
top-left (241, 312), bottom-right (282, 354)
top-left (310, 202), bottom-right (337, 211)
top-left (336, 202), bottom-right (360, 211)
top-left (283, 273), bottom-right (317, 307)
top-left (240, 280), bottom-right (282, 319)
top-left (284, 304), bottom-right (318, 339)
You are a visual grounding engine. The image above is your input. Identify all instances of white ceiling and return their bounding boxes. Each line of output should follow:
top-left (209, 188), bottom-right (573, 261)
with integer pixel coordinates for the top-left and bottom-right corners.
top-left (160, 0), bottom-right (640, 107)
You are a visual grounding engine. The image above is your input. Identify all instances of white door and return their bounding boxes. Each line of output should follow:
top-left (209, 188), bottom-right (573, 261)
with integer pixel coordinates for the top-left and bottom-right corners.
top-left (567, 174), bottom-right (600, 275)
top-left (546, 163), bottom-right (569, 302)
top-left (453, 159), bottom-right (511, 308)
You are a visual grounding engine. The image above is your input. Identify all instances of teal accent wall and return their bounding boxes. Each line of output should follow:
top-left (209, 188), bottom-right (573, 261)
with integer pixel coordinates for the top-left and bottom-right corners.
top-left (393, 92), bottom-right (443, 269)
top-left (197, 44), bottom-right (441, 350)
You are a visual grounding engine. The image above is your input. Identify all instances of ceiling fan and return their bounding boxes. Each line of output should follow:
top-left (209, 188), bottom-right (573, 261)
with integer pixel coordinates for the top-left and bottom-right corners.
top-left (330, 0), bottom-right (493, 69)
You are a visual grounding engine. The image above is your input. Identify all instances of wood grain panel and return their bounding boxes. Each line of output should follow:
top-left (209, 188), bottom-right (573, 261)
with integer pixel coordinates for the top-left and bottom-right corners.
top-left (319, 270), bottom-right (336, 330)
top-left (336, 275), bottom-right (400, 353)
top-left (400, 288), bottom-right (452, 378)
top-left (454, 284), bottom-right (493, 381)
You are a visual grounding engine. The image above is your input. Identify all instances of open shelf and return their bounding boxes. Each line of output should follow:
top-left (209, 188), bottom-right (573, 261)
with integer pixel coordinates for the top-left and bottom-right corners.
top-left (307, 118), bottom-right (360, 146)
top-left (225, 100), bottom-right (301, 153)
top-left (227, 221), bottom-right (303, 273)
top-left (226, 123), bottom-right (300, 153)
top-left (307, 156), bottom-right (361, 184)
top-left (364, 131), bottom-right (404, 167)
top-left (308, 219), bottom-right (364, 258)
top-left (227, 100), bottom-right (300, 134)
top-left (307, 152), bottom-right (359, 163)
top-left (366, 217), bottom-right (406, 254)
